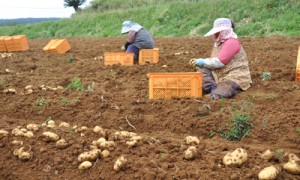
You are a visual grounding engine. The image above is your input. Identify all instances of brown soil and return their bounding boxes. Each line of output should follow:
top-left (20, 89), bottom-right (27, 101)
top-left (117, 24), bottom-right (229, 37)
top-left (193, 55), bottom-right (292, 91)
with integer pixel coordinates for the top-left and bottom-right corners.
top-left (0, 37), bottom-right (299, 180)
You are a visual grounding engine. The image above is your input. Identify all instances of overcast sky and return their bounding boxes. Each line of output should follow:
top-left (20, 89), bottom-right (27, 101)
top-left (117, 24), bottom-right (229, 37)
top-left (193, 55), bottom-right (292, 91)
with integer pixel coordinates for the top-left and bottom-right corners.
top-left (0, 0), bottom-right (91, 19)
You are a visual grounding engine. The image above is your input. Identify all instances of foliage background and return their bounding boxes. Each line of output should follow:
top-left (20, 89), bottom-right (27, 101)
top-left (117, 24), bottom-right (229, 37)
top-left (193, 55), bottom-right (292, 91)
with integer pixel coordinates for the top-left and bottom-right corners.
top-left (0, 0), bottom-right (299, 38)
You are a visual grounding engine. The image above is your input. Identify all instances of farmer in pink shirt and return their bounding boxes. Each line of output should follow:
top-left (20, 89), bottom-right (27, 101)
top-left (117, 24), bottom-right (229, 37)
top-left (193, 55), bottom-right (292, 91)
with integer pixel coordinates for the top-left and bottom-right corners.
top-left (190, 18), bottom-right (252, 100)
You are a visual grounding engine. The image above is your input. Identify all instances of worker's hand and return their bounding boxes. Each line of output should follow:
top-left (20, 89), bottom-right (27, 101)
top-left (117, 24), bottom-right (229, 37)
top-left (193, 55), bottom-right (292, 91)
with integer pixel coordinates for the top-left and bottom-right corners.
top-left (121, 45), bottom-right (126, 51)
top-left (189, 58), bottom-right (205, 67)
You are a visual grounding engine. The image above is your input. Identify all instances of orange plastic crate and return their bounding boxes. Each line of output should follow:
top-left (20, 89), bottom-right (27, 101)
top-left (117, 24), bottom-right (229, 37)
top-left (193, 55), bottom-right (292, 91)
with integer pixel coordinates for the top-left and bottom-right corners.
top-left (148, 72), bottom-right (202, 99)
top-left (4, 35), bottom-right (29, 52)
top-left (139, 48), bottom-right (159, 65)
top-left (0, 36), bottom-right (9, 52)
top-left (296, 70), bottom-right (300, 82)
top-left (104, 52), bottom-right (134, 66)
top-left (43, 39), bottom-right (71, 54)
top-left (296, 47), bottom-right (300, 82)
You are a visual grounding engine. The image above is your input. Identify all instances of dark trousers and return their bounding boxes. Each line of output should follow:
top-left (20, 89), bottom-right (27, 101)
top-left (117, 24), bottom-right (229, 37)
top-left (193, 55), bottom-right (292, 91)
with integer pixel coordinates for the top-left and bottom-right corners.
top-left (198, 68), bottom-right (241, 100)
top-left (126, 44), bottom-right (139, 64)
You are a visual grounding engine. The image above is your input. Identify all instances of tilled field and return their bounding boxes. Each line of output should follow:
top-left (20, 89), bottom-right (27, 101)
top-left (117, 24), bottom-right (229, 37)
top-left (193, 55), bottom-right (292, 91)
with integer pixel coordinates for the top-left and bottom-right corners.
top-left (0, 37), bottom-right (299, 180)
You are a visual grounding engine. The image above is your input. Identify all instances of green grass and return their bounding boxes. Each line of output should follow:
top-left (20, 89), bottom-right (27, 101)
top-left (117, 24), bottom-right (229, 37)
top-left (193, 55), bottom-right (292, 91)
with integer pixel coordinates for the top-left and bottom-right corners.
top-left (0, 0), bottom-right (299, 38)
top-left (66, 77), bottom-right (84, 91)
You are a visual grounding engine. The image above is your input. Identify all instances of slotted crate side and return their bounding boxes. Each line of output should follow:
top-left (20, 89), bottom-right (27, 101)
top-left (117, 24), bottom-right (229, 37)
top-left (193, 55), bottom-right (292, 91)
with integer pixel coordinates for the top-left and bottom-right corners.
top-left (0, 36), bottom-right (9, 52)
top-left (148, 73), bottom-right (202, 99)
top-left (4, 37), bottom-right (14, 52)
top-left (12, 35), bottom-right (29, 51)
top-left (56, 39), bottom-right (71, 54)
top-left (104, 52), bottom-right (134, 66)
top-left (296, 69), bottom-right (300, 82)
top-left (43, 39), bottom-right (58, 51)
top-left (43, 39), bottom-right (71, 54)
top-left (296, 47), bottom-right (300, 82)
top-left (139, 48), bottom-right (159, 65)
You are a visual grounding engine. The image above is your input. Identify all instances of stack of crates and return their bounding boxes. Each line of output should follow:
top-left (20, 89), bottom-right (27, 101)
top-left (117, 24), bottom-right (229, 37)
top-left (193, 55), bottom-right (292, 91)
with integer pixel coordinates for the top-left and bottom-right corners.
top-left (147, 72), bottom-right (202, 99)
top-left (296, 46), bottom-right (300, 82)
top-left (0, 35), bottom-right (29, 52)
top-left (104, 52), bottom-right (134, 66)
top-left (139, 48), bottom-right (159, 65)
top-left (43, 39), bottom-right (71, 54)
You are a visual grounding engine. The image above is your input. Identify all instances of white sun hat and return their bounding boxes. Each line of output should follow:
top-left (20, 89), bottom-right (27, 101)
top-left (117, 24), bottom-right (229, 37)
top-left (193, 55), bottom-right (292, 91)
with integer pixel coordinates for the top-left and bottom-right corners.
top-left (121, 21), bottom-right (143, 34)
top-left (204, 18), bottom-right (232, 37)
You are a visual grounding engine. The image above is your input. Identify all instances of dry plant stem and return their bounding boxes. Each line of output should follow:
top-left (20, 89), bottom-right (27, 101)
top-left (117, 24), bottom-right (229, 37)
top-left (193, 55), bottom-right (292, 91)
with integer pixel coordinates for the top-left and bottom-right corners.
top-left (125, 116), bottom-right (136, 131)
top-left (194, 99), bottom-right (204, 103)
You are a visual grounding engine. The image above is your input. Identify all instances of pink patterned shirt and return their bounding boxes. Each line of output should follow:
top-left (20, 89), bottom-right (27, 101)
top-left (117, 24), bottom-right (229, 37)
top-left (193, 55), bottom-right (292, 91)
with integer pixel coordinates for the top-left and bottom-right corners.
top-left (213, 38), bottom-right (240, 65)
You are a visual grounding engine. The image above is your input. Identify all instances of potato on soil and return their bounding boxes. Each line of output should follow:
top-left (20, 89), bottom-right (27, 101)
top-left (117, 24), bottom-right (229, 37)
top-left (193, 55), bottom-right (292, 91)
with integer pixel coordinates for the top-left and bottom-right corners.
top-left (0, 129), bottom-right (9, 139)
top-left (258, 166), bottom-right (280, 180)
top-left (56, 139), bottom-right (69, 149)
top-left (114, 131), bottom-right (137, 140)
top-left (59, 122), bottom-right (70, 128)
top-left (26, 124), bottom-right (40, 131)
top-left (13, 147), bottom-right (33, 160)
top-left (223, 148), bottom-right (247, 167)
top-left (261, 149), bottom-right (273, 161)
top-left (113, 156), bottom-right (127, 172)
top-left (93, 126), bottom-right (106, 137)
top-left (184, 146), bottom-right (198, 160)
top-left (79, 161), bottom-right (92, 170)
top-left (185, 136), bottom-right (200, 145)
top-left (41, 132), bottom-right (59, 142)
top-left (78, 149), bottom-right (101, 162)
top-left (283, 153), bottom-right (300, 175)
top-left (101, 150), bottom-right (110, 158)
top-left (11, 140), bottom-right (23, 146)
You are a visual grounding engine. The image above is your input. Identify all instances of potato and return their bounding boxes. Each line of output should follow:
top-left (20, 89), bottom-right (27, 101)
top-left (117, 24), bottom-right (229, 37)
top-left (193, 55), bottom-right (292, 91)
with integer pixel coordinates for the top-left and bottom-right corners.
top-left (288, 153), bottom-right (300, 162)
top-left (12, 128), bottom-right (24, 136)
top-left (114, 131), bottom-right (137, 140)
top-left (113, 156), bottom-right (127, 171)
top-left (126, 140), bottom-right (137, 147)
top-left (184, 146), bottom-right (198, 160)
top-left (13, 147), bottom-right (33, 160)
top-left (41, 132), bottom-right (59, 142)
top-left (11, 140), bottom-right (23, 146)
top-left (24, 131), bottom-right (34, 138)
top-left (283, 161), bottom-right (300, 175)
top-left (283, 153), bottom-right (300, 175)
top-left (79, 161), bottom-right (92, 170)
top-left (47, 120), bottom-right (56, 128)
top-left (223, 148), bottom-right (247, 167)
top-left (101, 150), bottom-right (110, 158)
top-left (59, 122), bottom-right (70, 128)
top-left (258, 166), bottom-right (279, 180)
top-left (26, 124), bottom-right (40, 131)
top-left (56, 139), bottom-right (68, 149)
top-left (78, 149), bottom-right (101, 162)
top-left (261, 149), bottom-right (273, 161)
top-left (0, 129), bottom-right (9, 139)
top-left (93, 126), bottom-right (106, 137)
top-left (185, 136), bottom-right (200, 145)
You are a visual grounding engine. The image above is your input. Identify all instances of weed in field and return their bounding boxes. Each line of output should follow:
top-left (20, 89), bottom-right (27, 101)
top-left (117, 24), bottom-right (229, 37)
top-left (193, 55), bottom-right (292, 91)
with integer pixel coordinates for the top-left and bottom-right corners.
top-left (86, 82), bottom-right (95, 92)
top-left (277, 149), bottom-right (284, 160)
top-left (0, 78), bottom-right (4, 86)
top-left (261, 72), bottom-right (272, 81)
top-left (67, 77), bottom-right (84, 91)
top-left (219, 100), bottom-right (254, 141)
top-left (67, 56), bottom-right (73, 64)
top-left (262, 117), bottom-right (268, 130)
top-left (37, 97), bottom-right (47, 107)
top-left (60, 97), bottom-right (80, 105)
top-left (107, 70), bottom-right (118, 77)
top-left (45, 116), bottom-right (52, 124)
top-left (296, 128), bottom-right (300, 135)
